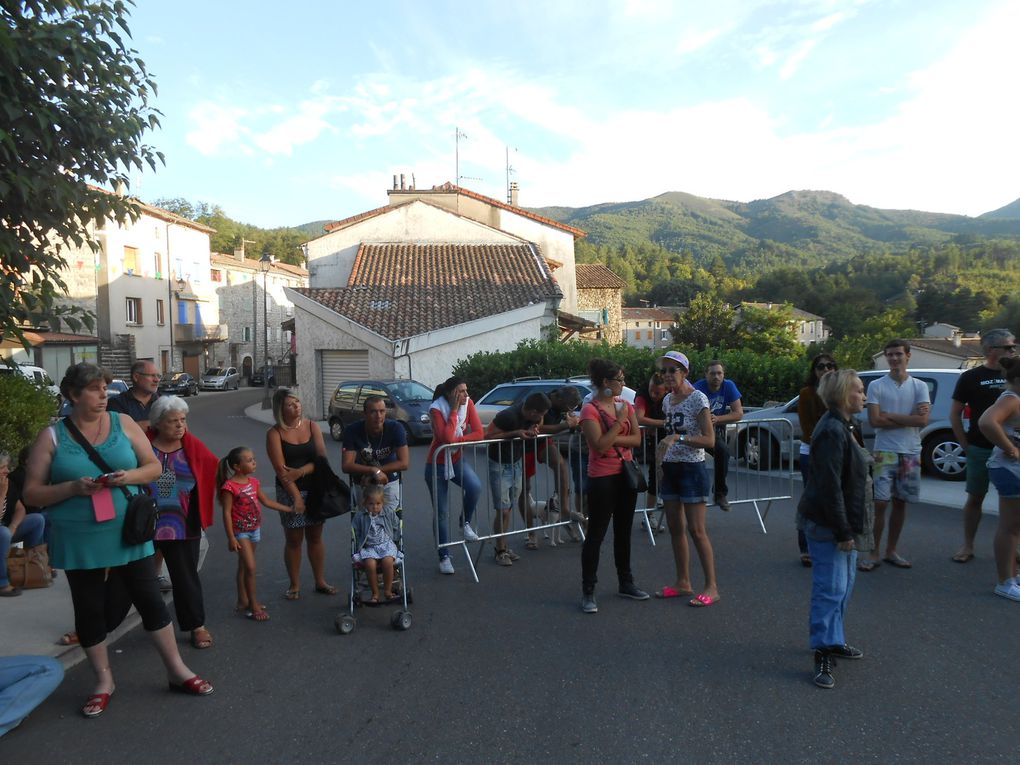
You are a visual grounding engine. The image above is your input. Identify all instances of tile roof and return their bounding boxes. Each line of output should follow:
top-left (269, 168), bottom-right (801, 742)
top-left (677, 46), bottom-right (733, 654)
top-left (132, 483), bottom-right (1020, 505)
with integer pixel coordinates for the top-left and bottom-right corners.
top-left (576, 263), bottom-right (627, 289)
top-left (211, 251), bottom-right (308, 278)
top-left (883, 337), bottom-right (983, 359)
top-left (740, 302), bottom-right (825, 321)
top-left (321, 203), bottom-right (394, 234)
top-left (35, 331), bottom-right (99, 344)
top-left (621, 307), bottom-right (677, 321)
top-left (86, 185), bottom-right (216, 234)
top-left (388, 182), bottom-right (587, 239)
top-left (293, 242), bottom-right (561, 340)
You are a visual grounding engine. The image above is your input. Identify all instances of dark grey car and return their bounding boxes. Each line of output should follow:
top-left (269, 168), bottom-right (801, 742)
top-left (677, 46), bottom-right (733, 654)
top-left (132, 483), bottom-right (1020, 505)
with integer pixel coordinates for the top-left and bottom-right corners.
top-left (328, 379), bottom-right (434, 443)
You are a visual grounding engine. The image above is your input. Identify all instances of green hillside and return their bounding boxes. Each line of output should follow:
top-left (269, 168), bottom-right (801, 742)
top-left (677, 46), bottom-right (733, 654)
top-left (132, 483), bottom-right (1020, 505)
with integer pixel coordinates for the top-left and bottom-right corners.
top-left (982, 197), bottom-right (1020, 219)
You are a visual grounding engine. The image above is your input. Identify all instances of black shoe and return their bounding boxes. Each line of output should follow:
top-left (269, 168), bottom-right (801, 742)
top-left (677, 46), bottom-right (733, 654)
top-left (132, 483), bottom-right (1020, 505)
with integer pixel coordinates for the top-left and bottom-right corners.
top-left (581, 590), bottom-right (598, 614)
top-left (827, 643), bottom-right (863, 660)
top-left (813, 650), bottom-right (836, 689)
top-left (618, 581), bottom-right (650, 600)
top-left (715, 493), bottom-right (731, 512)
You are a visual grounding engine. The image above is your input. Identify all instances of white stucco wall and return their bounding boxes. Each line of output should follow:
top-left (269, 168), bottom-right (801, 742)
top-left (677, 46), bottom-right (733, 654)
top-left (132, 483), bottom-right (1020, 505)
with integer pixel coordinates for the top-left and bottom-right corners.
top-left (305, 202), bottom-right (522, 289)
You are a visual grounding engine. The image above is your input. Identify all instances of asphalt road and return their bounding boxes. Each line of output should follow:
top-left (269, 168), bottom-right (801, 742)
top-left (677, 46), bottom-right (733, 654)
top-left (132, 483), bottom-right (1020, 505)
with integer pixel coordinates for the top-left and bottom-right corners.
top-left (2, 388), bottom-right (1017, 763)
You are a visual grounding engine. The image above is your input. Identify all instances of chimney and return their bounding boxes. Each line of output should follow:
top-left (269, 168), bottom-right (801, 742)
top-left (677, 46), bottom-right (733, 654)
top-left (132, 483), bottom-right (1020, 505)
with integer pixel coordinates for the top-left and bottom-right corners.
top-left (392, 174), bottom-right (398, 190)
top-left (234, 247), bottom-right (245, 262)
top-left (411, 173), bottom-right (416, 190)
top-left (400, 174), bottom-right (406, 190)
top-left (115, 181), bottom-right (127, 197)
top-left (953, 333), bottom-right (961, 348)
top-left (509, 181), bottom-right (519, 206)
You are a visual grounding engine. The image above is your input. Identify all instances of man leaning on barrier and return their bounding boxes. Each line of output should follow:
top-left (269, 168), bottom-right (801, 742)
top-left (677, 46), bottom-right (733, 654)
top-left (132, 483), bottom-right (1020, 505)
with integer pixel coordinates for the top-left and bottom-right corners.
top-left (693, 360), bottom-right (743, 511)
top-left (485, 393), bottom-right (551, 567)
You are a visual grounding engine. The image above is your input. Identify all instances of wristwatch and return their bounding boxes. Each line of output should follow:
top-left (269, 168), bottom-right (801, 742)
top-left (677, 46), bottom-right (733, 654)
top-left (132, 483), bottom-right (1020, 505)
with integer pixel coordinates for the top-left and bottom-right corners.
top-left (677, 434), bottom-right (685, 444)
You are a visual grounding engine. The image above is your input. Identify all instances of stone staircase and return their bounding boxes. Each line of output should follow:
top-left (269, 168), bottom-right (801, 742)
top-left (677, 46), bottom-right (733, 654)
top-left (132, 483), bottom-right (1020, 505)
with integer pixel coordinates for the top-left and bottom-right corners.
top-left (98, 334), bottom-right (136, 380)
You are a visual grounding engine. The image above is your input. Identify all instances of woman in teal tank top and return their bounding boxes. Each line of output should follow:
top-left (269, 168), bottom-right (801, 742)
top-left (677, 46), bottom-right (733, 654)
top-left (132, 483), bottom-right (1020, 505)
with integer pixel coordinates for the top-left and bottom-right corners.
top-left (24, 363), bottom-right (215, 719)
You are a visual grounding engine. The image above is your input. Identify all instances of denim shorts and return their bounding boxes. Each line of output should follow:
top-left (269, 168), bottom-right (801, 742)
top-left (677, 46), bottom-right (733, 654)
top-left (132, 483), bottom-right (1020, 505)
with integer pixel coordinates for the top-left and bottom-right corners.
top-left (235, 528), bottom-right (261, 543)
top-left (488, 460), bottom-right (523, 510)
top-left (659, 461), bottom-right (709, 504)
top-left (872, 451), bottom-right (920, 503)
top-left (989, 466), bottom-right (1020, 498)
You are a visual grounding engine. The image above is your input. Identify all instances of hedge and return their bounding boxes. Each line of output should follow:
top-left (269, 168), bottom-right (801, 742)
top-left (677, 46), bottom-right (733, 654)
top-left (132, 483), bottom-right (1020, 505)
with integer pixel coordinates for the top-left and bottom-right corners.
top-left (452, 340), bottom-right (809, 407)
top-left (0, 374), bottom-right (58, 458)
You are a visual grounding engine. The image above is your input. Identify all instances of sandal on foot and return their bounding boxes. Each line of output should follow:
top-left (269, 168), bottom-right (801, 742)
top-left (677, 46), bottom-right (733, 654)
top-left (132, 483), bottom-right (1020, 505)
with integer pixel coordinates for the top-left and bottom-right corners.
top-left (190, 627), bottom-right (213, 649)
top-left (883, 554), bottom-right (912, 569)
top-left (857, 559), bottom-right (881, 572)
top-left (283, 589), bottom-right (301, 600)
top-left (58, 631), bottom-right (80, 646)
top-left (314, 584), bottom-right (337, 595)
top-left (525, 538), bottom-right (538, 550)
top-left (82, 692), bottom-right (112, 718)
top-left (689, 593), bottom-right (720, 608)
top-left (952, 551), bottom-right (974, 563)
top-left (169, 676), bottom-right (214, 696)
top-left (655, 585), bottom-right (693, 599)
top-left (246, 608), bottom-right (270, 621)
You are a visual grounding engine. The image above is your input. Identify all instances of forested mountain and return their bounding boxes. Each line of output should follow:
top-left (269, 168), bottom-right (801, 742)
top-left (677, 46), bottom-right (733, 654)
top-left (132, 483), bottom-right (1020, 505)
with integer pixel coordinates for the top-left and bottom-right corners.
top-left (533, 189), bottom-right (1020, 273)
top-left (982, 197), bottom-right (1020, 219)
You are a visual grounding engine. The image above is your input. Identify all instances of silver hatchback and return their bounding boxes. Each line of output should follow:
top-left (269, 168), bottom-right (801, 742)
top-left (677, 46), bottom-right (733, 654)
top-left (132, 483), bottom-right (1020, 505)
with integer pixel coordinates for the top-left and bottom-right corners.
top-left (200, 366), bottom-right (241, 391)
top-left (737, 368), bottom-right (966, 481)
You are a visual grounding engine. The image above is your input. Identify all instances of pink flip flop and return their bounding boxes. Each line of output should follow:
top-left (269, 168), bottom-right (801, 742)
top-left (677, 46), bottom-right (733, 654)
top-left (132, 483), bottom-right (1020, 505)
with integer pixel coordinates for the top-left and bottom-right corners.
top-left (689, 593), bottom-right (720, 608)
top-left (655, 586), bottom-right (693, 599)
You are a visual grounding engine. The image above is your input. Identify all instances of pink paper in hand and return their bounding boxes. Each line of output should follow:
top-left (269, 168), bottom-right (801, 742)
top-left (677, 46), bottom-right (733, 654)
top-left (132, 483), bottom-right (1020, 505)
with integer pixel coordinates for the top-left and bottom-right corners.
top-left (92, 488), bottom-right (116, 522)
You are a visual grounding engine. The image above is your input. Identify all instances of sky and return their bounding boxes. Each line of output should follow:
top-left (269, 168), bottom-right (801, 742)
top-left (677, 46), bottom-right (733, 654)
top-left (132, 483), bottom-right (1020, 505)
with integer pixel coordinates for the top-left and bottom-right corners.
top-left (123, 0), bottom-right (1020, 228)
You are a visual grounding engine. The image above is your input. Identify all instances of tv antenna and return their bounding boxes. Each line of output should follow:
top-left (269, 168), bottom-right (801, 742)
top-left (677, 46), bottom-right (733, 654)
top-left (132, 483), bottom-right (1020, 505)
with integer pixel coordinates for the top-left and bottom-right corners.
top-left (505, 145), bottom-right (518, 203)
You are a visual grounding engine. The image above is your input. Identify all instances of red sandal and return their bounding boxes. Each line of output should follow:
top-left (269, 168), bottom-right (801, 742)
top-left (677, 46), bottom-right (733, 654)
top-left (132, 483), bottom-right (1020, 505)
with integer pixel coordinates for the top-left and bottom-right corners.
top-left (82, 692), bottom-right (112, 718)
top-left (169, 676), bottom-right (214, 696)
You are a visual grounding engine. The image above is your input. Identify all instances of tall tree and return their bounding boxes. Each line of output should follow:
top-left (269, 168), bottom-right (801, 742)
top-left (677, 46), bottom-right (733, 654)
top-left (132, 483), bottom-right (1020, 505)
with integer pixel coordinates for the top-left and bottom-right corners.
top-left (0, 0), bottom-right (162, 344)
top-left (670, 294), bottom-right (736, 351)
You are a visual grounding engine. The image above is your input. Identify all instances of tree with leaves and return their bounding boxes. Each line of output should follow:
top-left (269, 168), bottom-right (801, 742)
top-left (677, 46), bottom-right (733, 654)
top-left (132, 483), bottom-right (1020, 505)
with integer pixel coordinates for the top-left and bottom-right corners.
top-left (670, 294), bottom-right (737, 351)
top-left (0, 0), bottom-right (161, 345)
top-left (736, 303), bottom-right (801, 358)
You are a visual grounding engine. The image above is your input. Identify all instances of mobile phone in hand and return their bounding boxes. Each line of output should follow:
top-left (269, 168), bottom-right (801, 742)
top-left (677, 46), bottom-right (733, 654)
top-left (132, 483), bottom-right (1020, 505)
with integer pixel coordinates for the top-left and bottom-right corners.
top-left (94, 473), bottom-right (115, 486)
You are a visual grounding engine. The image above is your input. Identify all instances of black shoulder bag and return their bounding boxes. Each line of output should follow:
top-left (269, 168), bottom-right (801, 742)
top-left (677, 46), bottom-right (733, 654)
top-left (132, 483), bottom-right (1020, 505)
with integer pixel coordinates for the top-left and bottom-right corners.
top-left (63, 417), bottom-right (159, 545)
top-left (595, 404), bottom-right (648, 493)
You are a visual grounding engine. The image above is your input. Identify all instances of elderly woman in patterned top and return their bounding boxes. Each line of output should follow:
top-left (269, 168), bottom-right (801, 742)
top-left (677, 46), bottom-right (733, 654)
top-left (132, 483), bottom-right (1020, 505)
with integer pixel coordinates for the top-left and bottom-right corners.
top-left (146, 396), bottom-right (220, 649)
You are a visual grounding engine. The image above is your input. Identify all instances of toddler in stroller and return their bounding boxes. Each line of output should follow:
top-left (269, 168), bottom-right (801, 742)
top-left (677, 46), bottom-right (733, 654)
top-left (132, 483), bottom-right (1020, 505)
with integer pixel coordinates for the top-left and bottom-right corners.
top-left (352, 484), bottom-right (402, 604)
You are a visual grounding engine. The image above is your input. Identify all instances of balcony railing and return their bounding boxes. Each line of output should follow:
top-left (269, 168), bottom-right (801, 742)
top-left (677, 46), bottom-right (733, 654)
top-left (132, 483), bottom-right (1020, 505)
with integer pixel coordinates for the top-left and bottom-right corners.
top-left (174, 323), bottom-right (228, 342)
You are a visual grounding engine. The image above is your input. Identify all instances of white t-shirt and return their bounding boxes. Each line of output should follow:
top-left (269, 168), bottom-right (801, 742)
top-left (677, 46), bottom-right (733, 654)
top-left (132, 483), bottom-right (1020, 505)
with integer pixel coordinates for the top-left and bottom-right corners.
top-left (866, 374), bottom-right (929, 454)
top-left (661, 389), bottom-right (709, 463)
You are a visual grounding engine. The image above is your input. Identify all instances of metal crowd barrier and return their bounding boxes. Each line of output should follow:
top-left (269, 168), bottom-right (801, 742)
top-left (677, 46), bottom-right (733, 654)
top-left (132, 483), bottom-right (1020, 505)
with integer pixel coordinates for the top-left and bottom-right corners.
top-left (430, 433), bottom-right (583, 582)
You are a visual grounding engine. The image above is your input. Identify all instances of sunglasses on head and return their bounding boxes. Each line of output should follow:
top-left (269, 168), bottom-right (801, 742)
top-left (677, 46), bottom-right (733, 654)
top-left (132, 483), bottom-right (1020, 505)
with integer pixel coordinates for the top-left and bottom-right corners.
top-left (815, 362), bottom-right (837, 371)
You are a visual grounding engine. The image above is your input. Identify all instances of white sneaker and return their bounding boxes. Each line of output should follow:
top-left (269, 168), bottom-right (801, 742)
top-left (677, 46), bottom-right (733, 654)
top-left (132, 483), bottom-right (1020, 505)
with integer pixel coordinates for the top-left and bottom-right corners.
top-left (438, 557), bottom-right (455, 575)
top-left (993, 581), bottom-right (1020, 601)
top-left (463, 523), bottom-right (480, 542)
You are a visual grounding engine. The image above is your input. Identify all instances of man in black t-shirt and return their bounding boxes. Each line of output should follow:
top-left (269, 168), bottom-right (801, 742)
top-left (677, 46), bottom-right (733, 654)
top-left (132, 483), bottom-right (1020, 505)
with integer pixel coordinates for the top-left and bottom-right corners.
top-left (341, 395), bottom-right (410, 513)
top-left (485, 392), bottom-right (550, 565)
top-left (106, 360), bottom-right (161, 429)
top-left (950, 328), bottom-right (1015, 562)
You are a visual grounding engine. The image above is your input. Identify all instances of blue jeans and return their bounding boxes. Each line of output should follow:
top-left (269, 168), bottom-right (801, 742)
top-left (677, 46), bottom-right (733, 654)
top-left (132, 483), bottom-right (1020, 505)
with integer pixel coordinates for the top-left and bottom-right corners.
top-left (0, 656), bottom-right (64, 737)
top-left (487, 459), bottom-right (523, 511)
top-left (797, 454), bottom-right (811, 554)
top-left (0, 514), bottom-right (46, 588)
top-left (805, 520), bottom-right (857, 650)
top-left (425, 459), bottom-right (481, 560)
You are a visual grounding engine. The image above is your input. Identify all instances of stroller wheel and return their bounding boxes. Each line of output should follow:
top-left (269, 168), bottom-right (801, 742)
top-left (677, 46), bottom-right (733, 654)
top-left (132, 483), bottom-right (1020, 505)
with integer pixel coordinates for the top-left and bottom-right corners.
top-left (391, 611), bottom-right (412, 631)
top-left (336, 614), bottom-right (356, 635)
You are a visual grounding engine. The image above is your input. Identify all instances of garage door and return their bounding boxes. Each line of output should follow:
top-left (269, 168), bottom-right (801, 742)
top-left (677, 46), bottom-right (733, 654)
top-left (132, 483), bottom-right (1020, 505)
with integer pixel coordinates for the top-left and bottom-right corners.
top-left (319, 350), bottom-right (370, 417)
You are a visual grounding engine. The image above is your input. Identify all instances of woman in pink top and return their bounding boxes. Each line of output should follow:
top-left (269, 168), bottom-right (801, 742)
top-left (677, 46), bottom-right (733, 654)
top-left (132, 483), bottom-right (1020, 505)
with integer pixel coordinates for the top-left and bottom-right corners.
top-left (579, 358), bottom-right (650, 614)
top-left (425, 376), bottom-right (484, 575)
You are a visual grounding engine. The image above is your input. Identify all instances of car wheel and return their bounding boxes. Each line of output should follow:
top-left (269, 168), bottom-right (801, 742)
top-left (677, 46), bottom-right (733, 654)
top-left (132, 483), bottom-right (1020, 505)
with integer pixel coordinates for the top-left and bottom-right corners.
top-left (400, 421), bottom-right (416, 445)
top-left (922, 432), bottom-right (966, 481)
top-left (740, 427), bottom-right (780, 471)
top-left (329, 419), bottom-right (344, 442)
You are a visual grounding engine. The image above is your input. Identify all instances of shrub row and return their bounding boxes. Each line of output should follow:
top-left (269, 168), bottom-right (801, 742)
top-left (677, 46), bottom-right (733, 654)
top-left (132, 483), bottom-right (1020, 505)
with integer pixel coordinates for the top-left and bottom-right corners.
top-left (452, 340), bottom-right (809, 407)
top-left (0, 374), bottom-right (58, 458)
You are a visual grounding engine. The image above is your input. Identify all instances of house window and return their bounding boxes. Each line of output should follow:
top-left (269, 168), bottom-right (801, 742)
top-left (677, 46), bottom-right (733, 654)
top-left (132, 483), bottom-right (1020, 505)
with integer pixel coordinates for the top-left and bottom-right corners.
top-left (647, 330), bottom-right (653, 340)
top-left (126, 297), bottom-right (142, 325)
top-left (124, 246), bottom-right (139, 274)
top-left (154, 252), bottom-right (163, 277)
top-left (156, 299), bottom-right (165, 325)
top-left (243, 326), bottom-right (251, 342)
top-left (211, 269), bottom-right (222, 282)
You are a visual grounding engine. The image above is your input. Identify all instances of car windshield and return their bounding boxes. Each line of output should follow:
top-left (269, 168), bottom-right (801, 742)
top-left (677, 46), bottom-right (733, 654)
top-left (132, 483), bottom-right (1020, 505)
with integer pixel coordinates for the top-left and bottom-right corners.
top-left (205, 368), bottom-right (224, 376)
top-left (389, 381), bottom-right (433, 401)
top-left (167, 373), bottom-right (186, 382)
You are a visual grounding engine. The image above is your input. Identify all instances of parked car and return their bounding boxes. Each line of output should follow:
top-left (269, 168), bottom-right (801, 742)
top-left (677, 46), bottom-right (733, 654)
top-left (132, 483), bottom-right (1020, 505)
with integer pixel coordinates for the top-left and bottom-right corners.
top-left (200, 366), bottom-right (240, 391)
top-left (108, 379), bottom-right (129, 397)
top-left (328, 379), bottom-right (435, 443)
top-left (159, 372), bottom-right (199, 397)
top-left (735, 368), bottom-right (966, 481)
top-left (249, 367), bottom-right (275, 387)
top-left (0, 362), bottom-right (60, 399)
top-left (475, 378), bottom-right (593, 426)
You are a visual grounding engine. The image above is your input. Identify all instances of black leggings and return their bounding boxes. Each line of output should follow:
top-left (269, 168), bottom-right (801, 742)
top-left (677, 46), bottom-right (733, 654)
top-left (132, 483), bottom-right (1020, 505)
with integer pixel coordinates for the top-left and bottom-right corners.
top-left (582, 473), bottom-right (637, 590)
top-left (156, 538), bottom-right (205, 631)
top-left (65, 555), bottom-right (172, 648)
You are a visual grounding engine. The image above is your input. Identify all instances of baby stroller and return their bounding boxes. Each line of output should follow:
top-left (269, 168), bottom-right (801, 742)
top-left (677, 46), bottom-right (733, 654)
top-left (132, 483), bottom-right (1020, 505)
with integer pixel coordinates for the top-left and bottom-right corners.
top-left (336, 479), bottom-right (413, 634)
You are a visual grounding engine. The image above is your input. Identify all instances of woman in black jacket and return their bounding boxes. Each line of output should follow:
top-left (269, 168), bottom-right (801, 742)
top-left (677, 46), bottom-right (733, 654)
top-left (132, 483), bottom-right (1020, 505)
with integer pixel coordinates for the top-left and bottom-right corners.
top-left (797, 369), bottom-right (873, 690)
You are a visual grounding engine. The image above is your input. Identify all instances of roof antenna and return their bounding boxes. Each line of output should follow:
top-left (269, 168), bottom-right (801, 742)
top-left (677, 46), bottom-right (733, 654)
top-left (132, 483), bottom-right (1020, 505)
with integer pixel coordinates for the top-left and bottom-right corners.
top-left (506, 145), bottom-right (517, 204)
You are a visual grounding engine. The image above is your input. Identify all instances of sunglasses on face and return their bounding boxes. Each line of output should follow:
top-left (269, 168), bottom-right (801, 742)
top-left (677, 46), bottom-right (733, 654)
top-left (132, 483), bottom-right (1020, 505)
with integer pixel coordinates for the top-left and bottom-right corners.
top-left (659, 367), bottom-right (683, 375)
top-left (815, 362), bottom-right (837, 371)
top-left (993, 345), bottom-right (1017, 352)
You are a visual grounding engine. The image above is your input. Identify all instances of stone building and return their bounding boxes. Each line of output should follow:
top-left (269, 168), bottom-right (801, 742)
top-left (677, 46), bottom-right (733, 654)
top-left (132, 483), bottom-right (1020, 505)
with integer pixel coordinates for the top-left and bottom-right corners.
top-left (210, 251), bottom-right (308, 382)
top-left (621, 307), bottom-right (676, 349)
top-left (575, 263), bottom-right (625, 344)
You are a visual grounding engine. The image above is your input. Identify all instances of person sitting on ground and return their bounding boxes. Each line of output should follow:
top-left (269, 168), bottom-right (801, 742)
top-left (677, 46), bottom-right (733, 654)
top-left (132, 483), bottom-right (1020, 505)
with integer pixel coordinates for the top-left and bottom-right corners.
top-left (486, 392), bottom-right (550, 565)
top-left (352, 484), bottom-right (401, 604)
top-left (1, 451), bottom-right (47, 597)
top-left (0, 655), bottom-right (64, 737)
top-left (342, 394), bottom-right (410, 514)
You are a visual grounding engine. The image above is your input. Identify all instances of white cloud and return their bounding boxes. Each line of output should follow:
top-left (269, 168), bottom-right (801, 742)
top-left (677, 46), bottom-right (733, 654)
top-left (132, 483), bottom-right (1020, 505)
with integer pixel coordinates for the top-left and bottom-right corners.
top-left (251, 99), bottom-right (335, 156)
top-left (184, 102), bottom-right (249, 156)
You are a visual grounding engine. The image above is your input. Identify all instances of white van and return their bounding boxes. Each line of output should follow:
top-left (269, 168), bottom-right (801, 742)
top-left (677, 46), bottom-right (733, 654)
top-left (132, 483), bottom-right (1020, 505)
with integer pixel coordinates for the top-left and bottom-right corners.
top-left (0, 363), bottom-right (61, 398)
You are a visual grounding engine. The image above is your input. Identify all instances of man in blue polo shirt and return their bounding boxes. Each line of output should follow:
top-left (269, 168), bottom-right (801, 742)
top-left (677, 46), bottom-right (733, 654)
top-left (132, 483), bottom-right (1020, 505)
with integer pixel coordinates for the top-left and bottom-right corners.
top-left (341, 395), bottom-right (410, 513)
top-left (106, 359), bottom-right (161, 429)
top-left (693, 360), bottom-right (743, 512)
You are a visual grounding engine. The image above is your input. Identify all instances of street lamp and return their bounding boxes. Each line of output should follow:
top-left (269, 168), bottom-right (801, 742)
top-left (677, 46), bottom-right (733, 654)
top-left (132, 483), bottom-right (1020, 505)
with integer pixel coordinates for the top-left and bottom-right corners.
top-left (259, 250), bottom-right (272, 409)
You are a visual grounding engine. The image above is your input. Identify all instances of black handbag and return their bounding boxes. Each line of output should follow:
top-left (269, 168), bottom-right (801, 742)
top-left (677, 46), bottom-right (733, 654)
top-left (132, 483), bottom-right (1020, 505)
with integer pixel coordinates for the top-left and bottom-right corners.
top-left (595, 405), bottom-right (648, 493)
top-left (304, 455), bottom-right (352, 522)
top-left (63, 417), bottom-right (159, 545)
